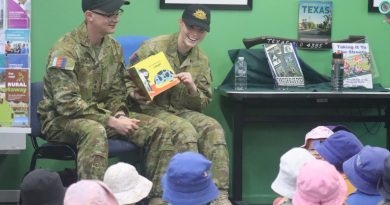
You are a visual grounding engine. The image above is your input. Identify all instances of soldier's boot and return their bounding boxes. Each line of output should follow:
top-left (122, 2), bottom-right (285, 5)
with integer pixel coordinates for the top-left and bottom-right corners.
top-left (148, 197), bottom-right (167, 205)
top-left (210, 190), bottom-right (232, 205)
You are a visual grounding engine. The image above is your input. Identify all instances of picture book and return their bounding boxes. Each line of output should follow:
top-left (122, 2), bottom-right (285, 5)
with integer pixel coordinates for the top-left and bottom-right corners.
top-left (0, 68), bottom-right (29, 127)
top-left (7, 0), bottom-right (30, 29)
top-left (127, 51), bottom-right (180, 101)
top-left (264, 43), bottom-right (305, 87)
top-left (298, 1), bottom-right (333, 42)
top-left (332, 43), bottom-right (373, 89)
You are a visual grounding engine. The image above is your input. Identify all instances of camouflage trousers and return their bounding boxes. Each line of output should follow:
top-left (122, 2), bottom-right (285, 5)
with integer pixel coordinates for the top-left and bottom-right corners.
top-left (44, 112), bottom-right (174, 197)
top-left (143, 109), bottom-right (230, 190)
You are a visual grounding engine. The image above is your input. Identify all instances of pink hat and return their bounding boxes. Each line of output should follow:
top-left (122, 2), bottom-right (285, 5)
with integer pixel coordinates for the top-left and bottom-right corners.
top-left (293, 160), bottom-right (347, 205)
top-left (64, 180), bottom-right (119, 205)
top-left (301, 126), bottom-right (333, 148)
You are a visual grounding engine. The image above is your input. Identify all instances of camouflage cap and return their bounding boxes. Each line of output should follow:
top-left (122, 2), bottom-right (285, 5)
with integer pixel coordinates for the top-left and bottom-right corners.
top-left (182, 4), bottom-right (211, 32)
top-left (82, 0), bottom-right (130, 13)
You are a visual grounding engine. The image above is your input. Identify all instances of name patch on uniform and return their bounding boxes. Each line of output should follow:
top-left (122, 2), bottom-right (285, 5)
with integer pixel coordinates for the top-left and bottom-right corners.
top-left (129, 53), bottom-right (140, 65)
top-left (51, 57), bottom-right (67, 69)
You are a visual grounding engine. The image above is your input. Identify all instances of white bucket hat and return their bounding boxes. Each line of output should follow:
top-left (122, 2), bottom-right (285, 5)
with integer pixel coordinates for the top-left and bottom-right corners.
top-left (301, 126), bottom-right (334, 148)
top-left (271, 147), bottom-right (316, 198)
top-left (104, 162), bottom-right (152, 205)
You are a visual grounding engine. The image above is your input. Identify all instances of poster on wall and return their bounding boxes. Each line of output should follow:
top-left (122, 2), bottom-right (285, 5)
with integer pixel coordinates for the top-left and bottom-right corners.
top-left (0, 0), bottom-right (30, 128)
top-left (7, 0), bottom-right (30, 29)
top-left (298, 1), bottom-right (333, 43)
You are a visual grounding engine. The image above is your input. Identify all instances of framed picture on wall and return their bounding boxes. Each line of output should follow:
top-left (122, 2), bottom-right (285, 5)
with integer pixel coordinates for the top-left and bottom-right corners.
top-left (368, 0), bottom-right (381, 12)
top-left (160, 0), bottom-right (252, 10)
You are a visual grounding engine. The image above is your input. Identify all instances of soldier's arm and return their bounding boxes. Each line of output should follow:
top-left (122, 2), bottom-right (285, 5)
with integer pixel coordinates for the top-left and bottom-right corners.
top-left (47, 48), bottom-right (111, 125)
top-left (179, 69), bottom-right (212, 112)
top-left (104, 45), bottom-right (129, 115)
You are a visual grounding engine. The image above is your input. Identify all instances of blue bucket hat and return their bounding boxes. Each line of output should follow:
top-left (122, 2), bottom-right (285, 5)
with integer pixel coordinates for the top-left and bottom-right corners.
top-left (343, 145), bottom-right (390, 195)
top-left (313, 130), bottom-right (363, 171)
top-left (379, 155), bottom-right (390, 199)
top-left (162, 152), bottom-right (219, 205)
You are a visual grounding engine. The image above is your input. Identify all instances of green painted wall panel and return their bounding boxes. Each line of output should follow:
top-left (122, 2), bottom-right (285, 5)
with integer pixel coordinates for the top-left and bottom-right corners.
top-left (0, 0), bottom-right (388, 203)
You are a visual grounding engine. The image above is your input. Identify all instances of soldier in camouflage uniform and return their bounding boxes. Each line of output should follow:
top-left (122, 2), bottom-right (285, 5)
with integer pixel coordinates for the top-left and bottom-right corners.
top-left (126, 4), bottom-right (231, 205)
top-left (37, 0), bottom-right (174, 203)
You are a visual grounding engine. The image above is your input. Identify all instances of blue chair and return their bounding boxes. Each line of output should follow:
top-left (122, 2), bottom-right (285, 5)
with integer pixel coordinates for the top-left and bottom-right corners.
top-left (29, 82), bottom-right (141, 176)
top-left (116, 35), bottom-right (150, 65)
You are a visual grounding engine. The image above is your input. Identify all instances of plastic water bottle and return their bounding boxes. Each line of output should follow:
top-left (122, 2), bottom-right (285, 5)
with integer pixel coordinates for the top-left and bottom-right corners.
top-left (331, 52), bottom-right (344, 92)
top-left (235, 57), bottom-right (247, 90)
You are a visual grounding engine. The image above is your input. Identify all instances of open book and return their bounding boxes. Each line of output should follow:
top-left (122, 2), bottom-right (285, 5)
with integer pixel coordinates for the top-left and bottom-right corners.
top-left (127, 52), bottom-right (180, 101)
top-left (264, 43), bottom-right (305, 87)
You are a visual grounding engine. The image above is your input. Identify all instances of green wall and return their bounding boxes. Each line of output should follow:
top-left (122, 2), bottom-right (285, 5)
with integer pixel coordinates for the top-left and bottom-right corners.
top-left (1, 0), bottom-right (389, 203)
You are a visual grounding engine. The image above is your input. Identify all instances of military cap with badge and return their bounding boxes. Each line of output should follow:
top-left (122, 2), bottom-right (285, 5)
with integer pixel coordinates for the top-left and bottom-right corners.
top-left (182, 4), bottom-right (211, 32)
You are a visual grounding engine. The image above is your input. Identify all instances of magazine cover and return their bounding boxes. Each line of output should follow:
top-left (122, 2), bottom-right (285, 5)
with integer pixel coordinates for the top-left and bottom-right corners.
top-left (0, 68), bottom-right (14, 127)
top-left (0, 0), bottom-right (4, 30)
top-left (7, 0), bottom-right (30, 29)
top-left (332, 43), bottom-right (373, 89)
top-left (298, 1), bottom-right (333, 42)
top-left (4, 68), bottom-right (28, 126)
top-left (128, 51), bottom-right (180, 101)
top-left (264, 43), bottom-right (305, 87)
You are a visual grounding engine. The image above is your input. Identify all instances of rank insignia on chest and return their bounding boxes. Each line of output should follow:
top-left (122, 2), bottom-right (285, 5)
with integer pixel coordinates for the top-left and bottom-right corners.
top-left (51, 57), bottom-right (67, 69)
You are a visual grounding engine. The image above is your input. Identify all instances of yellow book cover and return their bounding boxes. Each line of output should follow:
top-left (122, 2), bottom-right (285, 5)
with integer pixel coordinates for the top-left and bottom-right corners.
top-left (128, 52), bottom-right (180, 101)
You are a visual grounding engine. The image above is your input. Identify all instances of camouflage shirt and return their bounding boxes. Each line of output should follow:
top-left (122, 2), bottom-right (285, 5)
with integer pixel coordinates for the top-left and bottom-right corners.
top-left (38, 23), bottom-right (128, 135)
top-left (126, 33), bottom-right (212, 113)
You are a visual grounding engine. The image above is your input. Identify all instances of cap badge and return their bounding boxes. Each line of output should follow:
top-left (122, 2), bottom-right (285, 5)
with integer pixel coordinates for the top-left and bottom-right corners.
top-left (192, 9), bottom-right (207, 21)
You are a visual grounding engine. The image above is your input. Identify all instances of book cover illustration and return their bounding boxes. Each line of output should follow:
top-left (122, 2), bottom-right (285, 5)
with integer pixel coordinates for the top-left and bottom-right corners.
top-left (4, 68), bottom-right (28, 127)
top-left (332, 43), bottom-right (373, 89)
top-left (128, 51), bottom-right (180, 101)
top-left (264, 43), bottom-right (305, 87)
top-left (7, 0), bottom-right (30, 29)
top-left (298, 1), bottom-right (332, 42)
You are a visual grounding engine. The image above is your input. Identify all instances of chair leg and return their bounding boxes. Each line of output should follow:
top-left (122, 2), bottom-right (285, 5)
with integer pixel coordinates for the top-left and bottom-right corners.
top-left (29, 150), bottom-right (39, 172)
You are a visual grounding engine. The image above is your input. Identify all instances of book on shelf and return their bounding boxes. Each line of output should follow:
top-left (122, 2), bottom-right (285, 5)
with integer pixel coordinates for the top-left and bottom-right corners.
top-left (127, 51), bottom-right (180, 101)
top-left (264, 43), bottom-right (305, 87)
top-left (332, 43), bottom-right (373, 89)
top-left (298, 1), bottom-right (333, 43)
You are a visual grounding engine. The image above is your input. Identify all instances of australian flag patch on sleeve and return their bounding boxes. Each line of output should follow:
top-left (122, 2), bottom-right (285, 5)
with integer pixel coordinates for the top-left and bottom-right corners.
top-left (51, 57), bottom-right (68, 69)
top-left (129, 53), bottom-right (140, 65)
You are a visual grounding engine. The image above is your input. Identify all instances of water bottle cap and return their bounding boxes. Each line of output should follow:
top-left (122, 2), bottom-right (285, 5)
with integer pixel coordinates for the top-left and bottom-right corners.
top-left (238, 57), bottom-right (244, 61)
top-left (332, 52), bottom-right (343, 59)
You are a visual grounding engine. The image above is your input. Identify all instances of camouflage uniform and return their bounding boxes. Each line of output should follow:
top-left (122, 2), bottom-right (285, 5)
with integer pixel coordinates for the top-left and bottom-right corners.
top-left (37, 23), bottom-right (174, 197)
top-left (126, 33), bottom-right (229, 190)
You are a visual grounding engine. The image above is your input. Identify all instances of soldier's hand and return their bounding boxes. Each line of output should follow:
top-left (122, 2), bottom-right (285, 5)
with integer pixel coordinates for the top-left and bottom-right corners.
top-left (108, 116), bottom-right (140, 135)
top-left (176, 72), bottom-right (197, 96)
top-left (130, 89), bottom-right (151, 105)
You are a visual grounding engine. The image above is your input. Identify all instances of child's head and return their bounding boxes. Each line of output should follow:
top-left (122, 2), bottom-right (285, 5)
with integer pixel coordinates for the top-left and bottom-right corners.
top-left (20, 169), bottom-right (65, 205)
top-left (313, 130), bottom-right (363, 171)
top-left (301, 126), bottom-right (333, 149)
top-left (271, 147), bottom-right (316, 199)
top-left (162, 152), bottom-right (219, 205)
top-left (293, 160), bottom-right (347, 205)
top-left (343, 145), bottom-right (390, 195)
top-left (64, 180), bottom-right (119, 205)
top-left (104, 162), bottom-right (152, 205)
top-left (379, 155), bottom-right (390, 200)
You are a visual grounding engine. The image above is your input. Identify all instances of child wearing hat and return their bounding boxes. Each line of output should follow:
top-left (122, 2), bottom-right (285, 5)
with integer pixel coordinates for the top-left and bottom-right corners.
top-left (104, 162), bottom-right (153, 205)
top-left (271, 147), bottom-right (316, 205)
top-left (313, 130), bottom-right (363, 195)
top-left (342, 145), bottom-right (390, 205)
top-left (293, 159), bottom-right (347, 205)
top-left (64, 180), bottom-right (119, 205)
top-left (162, 152), bottom-right (219, 205)
top-left (301, 126), bottom-right (333, 159)
top-left (20, 169), bottom-right (65, 205)
top-left (378, 155), bottom-right (390, 205)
